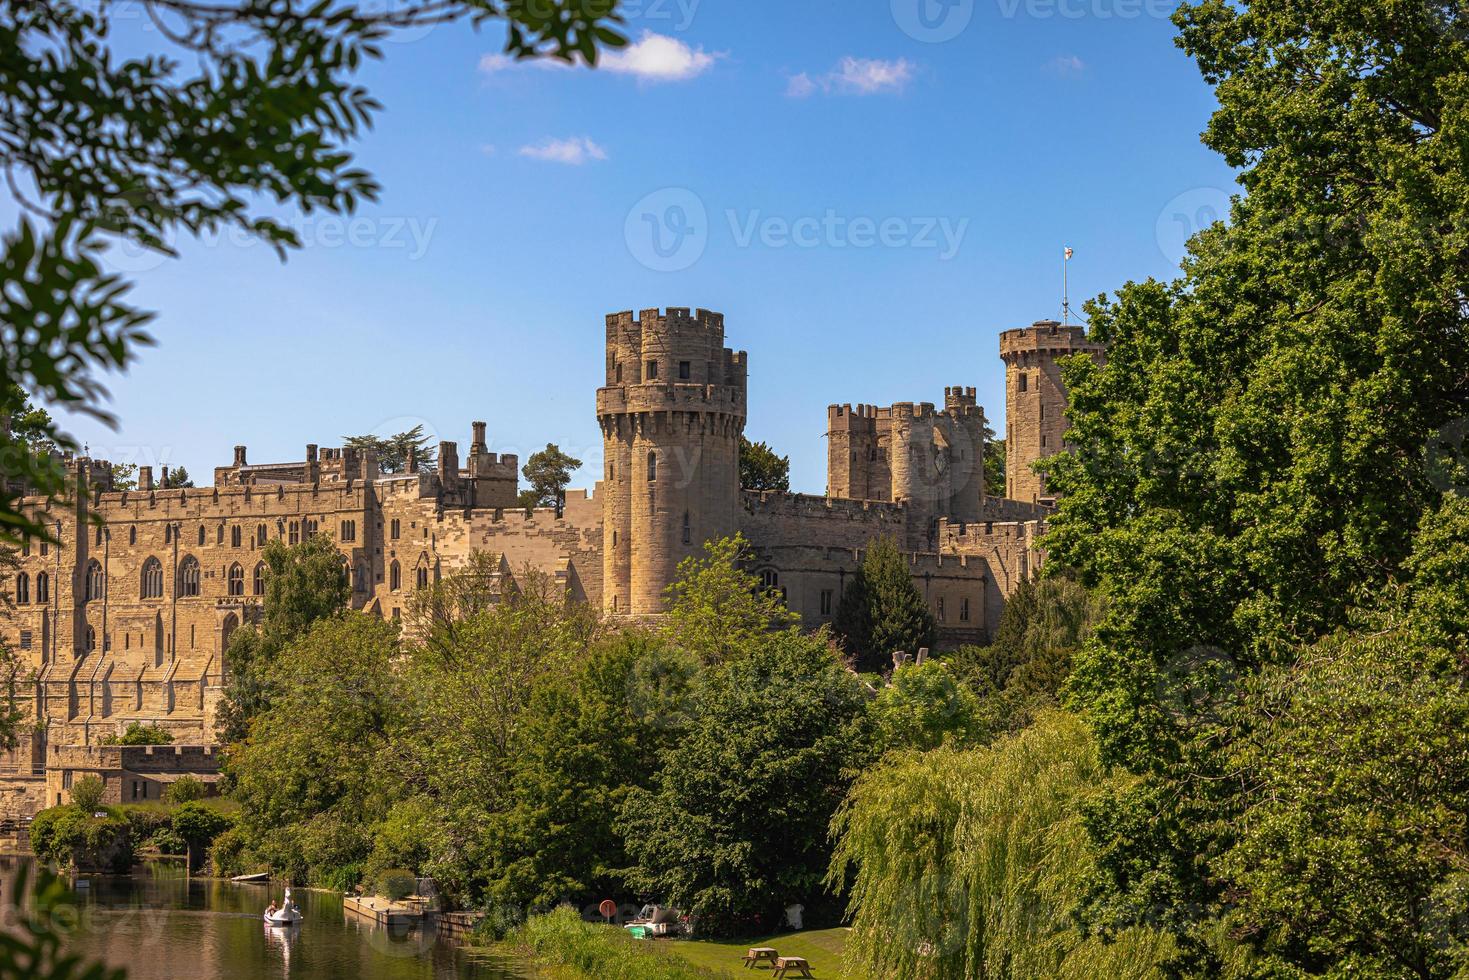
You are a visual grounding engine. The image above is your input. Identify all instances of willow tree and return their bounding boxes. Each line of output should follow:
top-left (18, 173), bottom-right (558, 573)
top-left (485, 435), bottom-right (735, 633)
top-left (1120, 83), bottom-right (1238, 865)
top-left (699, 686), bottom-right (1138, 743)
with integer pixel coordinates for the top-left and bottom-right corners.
top-left (829, 711), bottom-right (1173, 979)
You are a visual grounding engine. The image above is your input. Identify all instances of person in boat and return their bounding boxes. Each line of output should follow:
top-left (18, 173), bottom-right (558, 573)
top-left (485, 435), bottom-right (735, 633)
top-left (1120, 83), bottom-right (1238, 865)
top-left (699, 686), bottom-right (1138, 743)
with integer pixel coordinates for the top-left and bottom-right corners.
top-left (266, 902), bottom-right (278, 917)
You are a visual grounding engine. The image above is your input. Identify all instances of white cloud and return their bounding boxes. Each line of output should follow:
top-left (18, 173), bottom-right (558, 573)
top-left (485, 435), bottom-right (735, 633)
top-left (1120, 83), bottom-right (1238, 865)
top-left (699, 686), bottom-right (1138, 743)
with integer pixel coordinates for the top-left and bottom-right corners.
top-left (600, 31), bottom-right (717, 83)
top-left (785, 72), bottom-right (817, 99)
top-left (787, 57), bottom-right (914, 98)
top-left (478, 52), bottom-right (570, 74)
top-left (517, 136), bottom-right (608, 165)
top-left (1049, 54), bottom-right (1086, 74)
top-left (480, 144), bottom-right (497, 156)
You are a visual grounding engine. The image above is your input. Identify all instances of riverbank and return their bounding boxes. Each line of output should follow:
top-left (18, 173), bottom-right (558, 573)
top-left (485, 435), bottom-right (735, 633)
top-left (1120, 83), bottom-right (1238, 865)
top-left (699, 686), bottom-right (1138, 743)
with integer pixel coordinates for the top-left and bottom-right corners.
top-left (488, 909), bottom-right (850, 980)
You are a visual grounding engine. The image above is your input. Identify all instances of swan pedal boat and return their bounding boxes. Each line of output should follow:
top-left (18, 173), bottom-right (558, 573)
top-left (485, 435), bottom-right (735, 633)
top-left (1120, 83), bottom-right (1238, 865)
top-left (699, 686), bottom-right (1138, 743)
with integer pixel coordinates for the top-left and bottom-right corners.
top-left (264, 888), bottom-right (304, 926)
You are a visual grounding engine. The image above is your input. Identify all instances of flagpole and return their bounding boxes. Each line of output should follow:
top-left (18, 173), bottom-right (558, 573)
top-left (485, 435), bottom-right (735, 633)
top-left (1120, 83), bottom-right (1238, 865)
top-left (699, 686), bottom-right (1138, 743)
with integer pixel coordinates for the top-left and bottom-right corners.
top-left (1062, 246), bottom-right (1069, 325)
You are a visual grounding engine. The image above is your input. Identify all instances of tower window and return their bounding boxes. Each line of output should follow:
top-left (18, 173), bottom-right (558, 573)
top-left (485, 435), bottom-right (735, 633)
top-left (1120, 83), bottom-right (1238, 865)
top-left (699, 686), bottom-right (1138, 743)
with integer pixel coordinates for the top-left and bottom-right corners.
top-left (646, 360), bottom-right (658, 380)
top-left (231, 525), bottom-right (242, 547)
top-left (227, 563), bottom-right (244, 596)
top-left (937, 596), bottom-right (945, 622)
top-left (35, 572), bottom-right (48, 603)
top-left (647, 451), bottom-right (658, 483)
top-left (197, 525), bottom-right (206, 546)
top-left (258, 523), bottom-right (268, 546)
top-left (1039, 403), bottom-right (1045, 421)
top-left (682, 511), bottom-right (691, 544)
top-left (390, 518), bottom-right (400, 540)
top-left (960, 597), bottom-right (970, 622)
top-left (820, 589), bottom-right (833, 616)
top-left (253, 562), bottom-right (266, 596)
top-left (1018, 373), bottom-right (1028, 392)
top-left (389, 560), bottom-right (401, 591)
top-left (759, 568), bottom-right (779, 592)
top-left (15, 573), bottom-right (28, 605)
top-left (85, 560), bottom-right (104, 602)
top-left (178, 556), bottom-right (200, 597)
top-left (678, 361), bottom-right (691, 380)
top-left (614, 362), bottom-right (623, 383)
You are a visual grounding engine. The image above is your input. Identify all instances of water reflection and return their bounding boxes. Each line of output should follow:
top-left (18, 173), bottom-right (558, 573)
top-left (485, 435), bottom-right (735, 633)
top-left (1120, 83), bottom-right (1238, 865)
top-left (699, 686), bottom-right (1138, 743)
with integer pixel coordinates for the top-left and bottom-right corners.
top-left (0, 858), bottom-right (529, 979)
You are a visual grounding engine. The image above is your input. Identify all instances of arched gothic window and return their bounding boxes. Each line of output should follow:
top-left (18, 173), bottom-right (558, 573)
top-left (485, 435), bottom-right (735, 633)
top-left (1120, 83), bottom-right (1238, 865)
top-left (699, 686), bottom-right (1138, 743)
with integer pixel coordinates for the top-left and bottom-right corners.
top-left (231, 525), bottom-right (242, 547)
top-left (86, 625), bottom-right (96, 651)
top-left (141, 557), bottom-right (164, 599)
top-left (253, 562), bottom-right (266, 596)
top-left (85, 560), bottom-right (104, 602)
top-left (389, 560), bottom-right (401, 591)
top-left (15, 573), bottom-right (28, 605)
top-left (178, 556), bottom-right (200, 597)
top-left (227, 563), bottom-right (244, 597)
top-left (35, 572), bottom-right (48, 604)
top-left (647, 451), bottom-right (658, 483)
top-left (759, 568), bottom-right (779, 592)
top-left (415, 563), bottom-right (429, 590)
top-left (257, 524), bottom-right (268, 546)
top-left (197, 526), bottom-right (206, 546)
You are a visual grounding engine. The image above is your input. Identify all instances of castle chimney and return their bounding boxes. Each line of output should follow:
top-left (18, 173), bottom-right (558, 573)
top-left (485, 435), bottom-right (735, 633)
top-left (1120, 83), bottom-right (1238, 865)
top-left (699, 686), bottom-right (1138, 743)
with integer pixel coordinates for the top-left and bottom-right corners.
top-left (139, 466), bottom-right (153, 491)
top-left (472, 421), bottom-right (487, 450)
top-left (160, 465), bottom-right (169, 487)
top-left (438, 441), bottom-right (459, 492)
top-left (306, 443), bottom-right (319, 483)
top-left (360, 446), bottom-right (379, 483)
top-left (406, 447), bottom-right (418, 474)
top-left (233, 445), bottom-right (247, 467)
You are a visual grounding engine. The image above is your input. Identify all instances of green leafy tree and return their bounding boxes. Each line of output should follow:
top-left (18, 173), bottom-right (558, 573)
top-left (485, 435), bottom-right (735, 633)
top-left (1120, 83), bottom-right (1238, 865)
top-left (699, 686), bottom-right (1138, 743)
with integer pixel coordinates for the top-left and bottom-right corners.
top-left (739, 437), bottom-right (790, 492)
top-left (661, 534), bottom-right (799, 664)
top-left (521, 443), bottom-right (583, 514)
top-left (229, 614), bottom-right (403, 886)
top-left (1036, 0), bottom-right (1469, 948)
top-left (216, 535), bottom-right (349, 744)
top-left (985, 436), bottom-right (1005, 499)
top-left (159, 466), bottom-right (193, 489)
top-left (833, 537), bottom-right (936, 674)
top-left (101, 722), bottom-right (172, 746)
top-left (484, 632), bottom-right (696, 911)
top-left (871, 659), bottom-right (983, 751)
top-left (0, 2), bottom-right (628, 545)
top-left (830, 711), bottom-right (1174, 980)
top-left (343, 426), bottom-right (437, 473)
top-left (163, 774), bottom-right (206, 804)
top-left (1221, 622), bottom-right (1469, 979)
top-left (108, 462), bottom-right (137, 491)
top-left (70, 775), bottom-right (104, 811)
top-left (620, 631), bottom-right (871, 936)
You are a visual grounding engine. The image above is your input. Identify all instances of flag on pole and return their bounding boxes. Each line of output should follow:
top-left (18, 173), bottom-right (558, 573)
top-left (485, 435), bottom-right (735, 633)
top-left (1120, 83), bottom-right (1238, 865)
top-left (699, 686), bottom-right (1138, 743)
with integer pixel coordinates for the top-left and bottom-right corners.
top-left (1064, 246), bottom-right (1074, 260)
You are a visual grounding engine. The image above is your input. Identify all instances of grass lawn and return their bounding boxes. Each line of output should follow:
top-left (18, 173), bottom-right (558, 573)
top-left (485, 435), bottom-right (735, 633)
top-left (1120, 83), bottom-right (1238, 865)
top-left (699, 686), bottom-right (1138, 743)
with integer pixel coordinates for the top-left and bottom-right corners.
top-left (659, 927), bottom-right (851, 978)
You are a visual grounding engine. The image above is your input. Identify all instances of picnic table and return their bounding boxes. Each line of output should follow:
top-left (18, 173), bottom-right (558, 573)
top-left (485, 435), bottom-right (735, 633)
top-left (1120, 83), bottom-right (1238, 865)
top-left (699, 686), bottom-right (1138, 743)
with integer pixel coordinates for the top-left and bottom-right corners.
top-left (773, 955), bottom-right (814, 978)
top-left (742, 947), bottom-right (778, 968)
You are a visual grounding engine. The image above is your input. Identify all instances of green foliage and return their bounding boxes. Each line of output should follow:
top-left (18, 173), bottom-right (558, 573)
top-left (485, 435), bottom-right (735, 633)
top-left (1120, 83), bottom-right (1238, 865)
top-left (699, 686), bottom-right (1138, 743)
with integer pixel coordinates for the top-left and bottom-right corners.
top-left (620, 631), bottom-right (872, 936)
top-left (158, 466), bottom-right (193, 489)
top-left (1035, 0), bottom-right (1469, 950)
top-left (343, 426), bottom-right (436, 473)
top-left (739, 437), bottom-right (790, 492)
top-left (0, 1), bottom-right (628, 547)
top-left (944, 571), bottom-right (1103, 739)
top-left (985, 436), bottom-right (1005, 498)
top-left (484, 632), bottom-right (695, 911)
top-left (171, 802), bottom-right (232, 850)
top-left (1404, 495), bottom-right (1469, 651)
top-left (162, 775), bottom-right (206, 805)
top-left (228, 614), bottom-right (402, 885)
top-left (871, 660), bottom-right (983, 751)
top-left (216, 535), bottom-right (351, 743)
top-left (830, 711), bottom-right (1173, 979)
top-left (661, 534), bottom-right (800, 664)
top-left (69, 776), bottom-right (104, 812)
top-left (29, 804), bottom-right (132, 873)
top-left (100, 722), bottom-right (172, 746)
top-left (145, 827), bottom-right (187, 856)
top-left (375, 868), bottom-right (416, 902)
top-left (1218, 622), bottom-right (1469, 978)
top-left (522, 443), bottom-right (584, 513)
top-left (512, 906), bottom-right (720, 980)
top-left (833, 537), bottom-right (936, 674)
top-left (0, 863), bottom-right (125, 980)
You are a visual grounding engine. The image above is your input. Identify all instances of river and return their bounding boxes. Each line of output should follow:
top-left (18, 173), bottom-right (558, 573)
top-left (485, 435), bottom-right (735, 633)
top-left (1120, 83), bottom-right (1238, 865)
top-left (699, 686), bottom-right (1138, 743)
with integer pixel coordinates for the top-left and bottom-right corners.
top-left (0, 859), bottom-right (532, 979)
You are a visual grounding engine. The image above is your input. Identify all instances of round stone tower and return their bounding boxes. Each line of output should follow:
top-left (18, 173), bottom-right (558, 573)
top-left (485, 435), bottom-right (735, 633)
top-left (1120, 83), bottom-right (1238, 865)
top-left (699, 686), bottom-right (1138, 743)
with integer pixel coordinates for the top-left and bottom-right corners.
top-left (998, 320), bottom-right (1105, 505)
top-left (597, 308), bottom-right (747, 617)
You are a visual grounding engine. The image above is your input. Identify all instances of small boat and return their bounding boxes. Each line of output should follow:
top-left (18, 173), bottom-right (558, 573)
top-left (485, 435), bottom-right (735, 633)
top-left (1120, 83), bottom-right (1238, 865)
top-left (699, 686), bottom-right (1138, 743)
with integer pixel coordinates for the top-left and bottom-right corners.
top-left (263, 887), bottom-right (304, 926)
top-left (232, 872), bottom-right (270, 883)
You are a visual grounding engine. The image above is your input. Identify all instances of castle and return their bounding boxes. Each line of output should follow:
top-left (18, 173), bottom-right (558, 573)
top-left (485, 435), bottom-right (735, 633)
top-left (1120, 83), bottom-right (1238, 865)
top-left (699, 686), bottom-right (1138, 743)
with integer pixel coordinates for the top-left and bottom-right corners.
top-left (0, 308), bottom-right (1100, 816)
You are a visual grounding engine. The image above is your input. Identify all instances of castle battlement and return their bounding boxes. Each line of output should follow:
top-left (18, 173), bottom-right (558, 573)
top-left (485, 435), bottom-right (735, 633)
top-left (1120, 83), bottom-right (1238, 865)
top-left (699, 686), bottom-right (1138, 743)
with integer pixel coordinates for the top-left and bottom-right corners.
top-left (998, 320), bottom-right (1103, 360)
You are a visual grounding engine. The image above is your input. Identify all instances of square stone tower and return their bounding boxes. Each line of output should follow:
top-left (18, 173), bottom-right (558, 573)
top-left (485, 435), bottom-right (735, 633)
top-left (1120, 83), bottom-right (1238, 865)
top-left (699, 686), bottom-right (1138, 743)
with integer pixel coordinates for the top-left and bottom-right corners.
top-left (999, 320), bottom-right (1105, 504)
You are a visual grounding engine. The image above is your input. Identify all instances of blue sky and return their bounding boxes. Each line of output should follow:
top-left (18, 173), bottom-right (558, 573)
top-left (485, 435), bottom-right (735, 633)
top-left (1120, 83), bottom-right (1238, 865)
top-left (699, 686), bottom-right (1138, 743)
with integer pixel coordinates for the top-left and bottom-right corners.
top-left (53, 0), bottom-right (1237, 494)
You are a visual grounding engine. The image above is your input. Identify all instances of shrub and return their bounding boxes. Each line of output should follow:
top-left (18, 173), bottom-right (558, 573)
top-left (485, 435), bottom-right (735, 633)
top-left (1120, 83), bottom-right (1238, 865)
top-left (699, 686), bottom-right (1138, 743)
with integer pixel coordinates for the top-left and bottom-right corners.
top-left (163, 775), bottom-right (206, 804)
top-left (375, 868), bottom-right (416, 901)
top-left (171, 801), bottom-right (233, 849)
top-left (512, 907), bottom-right (720, 980)
top-left (70, 775), bottom-right (105, 812)
top-left (100, 722), bottom-right (173, 746)
top-left (146, 827), bottom-right (187, 855)
top-left (29, 805), bottom-right (133, 873)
